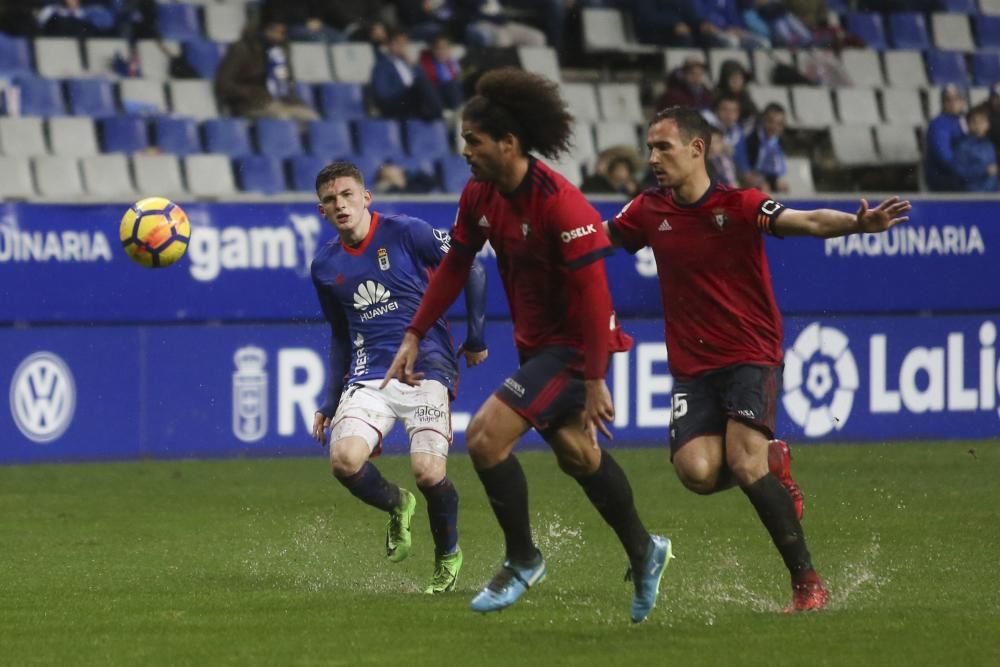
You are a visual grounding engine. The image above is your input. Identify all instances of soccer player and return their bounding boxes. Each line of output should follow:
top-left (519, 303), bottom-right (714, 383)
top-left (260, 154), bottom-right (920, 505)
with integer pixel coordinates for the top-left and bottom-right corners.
top-left (310, 161), bottom-right (488, 594)
top-left (382, 68), bottom-right (672, 623)
top-left (604, 107), bottom-right (911, 612)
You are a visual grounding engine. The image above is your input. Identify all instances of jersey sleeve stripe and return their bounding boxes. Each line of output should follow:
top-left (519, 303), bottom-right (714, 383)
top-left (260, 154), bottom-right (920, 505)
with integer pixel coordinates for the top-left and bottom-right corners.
top-left (566, 245), bottom-right (614, 270)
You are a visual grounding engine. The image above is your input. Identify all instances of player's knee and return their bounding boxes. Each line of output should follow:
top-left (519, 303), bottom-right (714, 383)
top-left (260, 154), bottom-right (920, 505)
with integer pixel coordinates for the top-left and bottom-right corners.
top-left (466, 414), bottom-right (500, 467)
top-left (554, 446), bottom-right (600, 477)
top-left (727, 457), bottom-right (767, 487)
top-left (675, 458), bottom-right (719, 495)
top-left (329, 442), bottom-right (366, 478)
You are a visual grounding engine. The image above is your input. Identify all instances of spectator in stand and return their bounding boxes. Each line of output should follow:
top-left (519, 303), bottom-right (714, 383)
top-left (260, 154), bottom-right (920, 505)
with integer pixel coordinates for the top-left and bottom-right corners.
top-left (954, 106), bottom-right (998, 193)
top-left (395, 0), bottom-right (454, 42)
top-left (693, 0), bottom-right (769, 49)
top-left (260, 0), bottom-right (347, 43)
top-left (326, 0), bottom-right (390, 41)
top-left (747, 0), bottom-right (813, 48)
top-left (707, 127), bottom-right (739, 186)
top-left (742, 103), bottom-right (789, 192)
top-left (215, 15), bottom-right (319, 122)
top-left (581, 147), bottom-right (641, 197)
top-left (37, 0), bottom-right (102, 37)
top-left (985, 84), bottom-right (1000, 158)
top-left (627, 0), bottom-right (700, 47)
top-left (657, 56), bottom-right (714, 112)
top-left (715, 59), bottom-right (757, 123)
top-left (371, 28), bottom-right (445, 120)
top-left (704, 95), bottom-right (749, 175)
top-left (453, 0), bottom-right (547, 48)
top-left (0, 3), bottom-right (38, 36)
top-left (925, 85), bottom-right (968, 192)
top-left (419, 34), bottom-right (464, 111)
top-left (503, 0), bottom-right (571, 51)
top-left (373, 161), bottom-right (439, 194)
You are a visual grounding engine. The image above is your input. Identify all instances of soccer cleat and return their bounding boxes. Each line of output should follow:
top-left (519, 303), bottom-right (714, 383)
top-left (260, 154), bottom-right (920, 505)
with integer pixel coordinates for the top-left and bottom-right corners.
top-left (424, 547), bottom-right (464, 594)
top-left (628, 535), bottom-right (674, 624)
top-left (469, 551), bottom-right (546, 613)
top-left (385, 489), bottom-right (416, 563)
top-left (769, 439), bottom-right (805, 521)
top-left (784, 572), bottom-right (829, 613)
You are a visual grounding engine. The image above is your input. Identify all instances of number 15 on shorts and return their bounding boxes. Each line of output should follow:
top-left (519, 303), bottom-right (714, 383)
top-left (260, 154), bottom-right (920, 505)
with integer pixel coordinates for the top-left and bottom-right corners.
top-left (672, 392), bottom-right (688, 421)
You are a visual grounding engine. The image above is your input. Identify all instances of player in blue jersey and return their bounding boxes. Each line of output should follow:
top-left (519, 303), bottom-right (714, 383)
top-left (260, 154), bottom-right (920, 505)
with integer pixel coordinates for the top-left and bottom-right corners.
top-left (309, 161), bottom-right (488, 594)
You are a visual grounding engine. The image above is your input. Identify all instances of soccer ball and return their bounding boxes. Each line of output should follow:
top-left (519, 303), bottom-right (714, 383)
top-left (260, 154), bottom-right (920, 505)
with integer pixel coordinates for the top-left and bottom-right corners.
top-left (119, 197), bottom-right (191, 268)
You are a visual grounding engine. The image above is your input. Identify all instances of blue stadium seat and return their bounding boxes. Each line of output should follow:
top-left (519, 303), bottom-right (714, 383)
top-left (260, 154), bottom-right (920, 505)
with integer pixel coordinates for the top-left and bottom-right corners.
top-left (99, 116), bottom-right (149, 153)
top-left (889, 13), bottom-right (930, 50)
top-left (15, 76), bottom-right (65, 116)
top-left (940, 0), bottom-right (977, 11)
top-left (306, 120), bottom-right (354, 158)
top-left (926, 50), bottom-right (969, 86)
top-left (66, 78), bottom-right (116, 116)
top-left (157, 3), bottom-right (202, 42)
top-left (235, 155), bottom-right (286, 193)
top-left (396, 156), bottom-right (439, 192)
top-left (316, 82), bottom-right (366, 119)
top-left (825, 0), bottom-right (848, 12)
top-left (351, 154), bottom-right (381, 185)
top-left (293, 82), bottom-right (317, 113)
top-left (972, 52), bottom-right (1000, 86)
top-left (287, 155), bottom-right (328, 191)
top-left (254, 118), bottom-right (303, 158)
top-left (438, 154), bottom-right (470, 194)
top-left (846, 12), bottom-right (888, 50)
top-left (404, 120), bottom-right (450, 158)
top-left (154, 116), bottom-right (201, 155)
top-left (181, 40), bottom-right (223, 78)
top-left (355, 118), bottom-right (403, 160)
top-left (974, 15), bottom-right (1000, 49)
top-left (0, 33), bottom-right (32, 74)
top-left (202, 118), bottom-right (252, 156)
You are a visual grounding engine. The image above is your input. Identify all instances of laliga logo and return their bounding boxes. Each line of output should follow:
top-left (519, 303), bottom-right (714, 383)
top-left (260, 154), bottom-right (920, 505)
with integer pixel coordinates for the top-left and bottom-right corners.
top-left (783, 323), bottom-right (859, 437)
top-left (9, 352), bottom-right (76, 443)
top-left (233, 346), bottom-right (268, 443)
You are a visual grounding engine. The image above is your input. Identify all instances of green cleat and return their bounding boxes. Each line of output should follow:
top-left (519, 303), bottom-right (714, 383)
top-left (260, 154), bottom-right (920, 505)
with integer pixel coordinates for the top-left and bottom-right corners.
top-left (386, 489), bottom-right (416, 563)
top-left (424, 547), bottom-right (464, 594)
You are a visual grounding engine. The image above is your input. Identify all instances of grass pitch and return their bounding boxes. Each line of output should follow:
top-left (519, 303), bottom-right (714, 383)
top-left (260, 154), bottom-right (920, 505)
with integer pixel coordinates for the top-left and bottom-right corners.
top-left (1, 441), bottom-right (998, 666)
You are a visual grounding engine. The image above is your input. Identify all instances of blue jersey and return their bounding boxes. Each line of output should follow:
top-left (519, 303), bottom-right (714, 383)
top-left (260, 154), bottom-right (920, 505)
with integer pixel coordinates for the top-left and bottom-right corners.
top-left (311, 211), bottom-right (481, 414)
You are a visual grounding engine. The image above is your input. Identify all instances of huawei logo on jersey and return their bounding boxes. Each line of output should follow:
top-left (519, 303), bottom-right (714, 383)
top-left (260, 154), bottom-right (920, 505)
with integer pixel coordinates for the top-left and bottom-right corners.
top-left (560, 223), bottom-right (597, 243)
top-left (353, 280), bottom-right (399, 323)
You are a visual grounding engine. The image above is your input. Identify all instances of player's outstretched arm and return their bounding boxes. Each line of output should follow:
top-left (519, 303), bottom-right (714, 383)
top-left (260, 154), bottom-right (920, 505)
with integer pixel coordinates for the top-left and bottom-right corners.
top-left (773, 196), bottom-right (911, 238)
top-left (459, 259), bottom-right (488, 368)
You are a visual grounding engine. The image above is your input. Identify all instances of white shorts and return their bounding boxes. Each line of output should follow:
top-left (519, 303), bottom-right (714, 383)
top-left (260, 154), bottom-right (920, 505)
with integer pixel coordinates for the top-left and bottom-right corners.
top-left (329, 379), bottom-right (452, 458)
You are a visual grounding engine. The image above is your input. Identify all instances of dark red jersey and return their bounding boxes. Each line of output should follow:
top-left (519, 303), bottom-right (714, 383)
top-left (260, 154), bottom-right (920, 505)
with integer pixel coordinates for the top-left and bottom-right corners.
top-left (609, 182), bottom-right (786, 380)
top-left (451, 158), bottom-right (631, 357)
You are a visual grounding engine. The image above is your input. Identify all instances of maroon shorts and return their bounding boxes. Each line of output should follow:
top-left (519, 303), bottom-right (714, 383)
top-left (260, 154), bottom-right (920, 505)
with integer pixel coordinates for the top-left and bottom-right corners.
top-left (494, 346), bottom-right (586, 435)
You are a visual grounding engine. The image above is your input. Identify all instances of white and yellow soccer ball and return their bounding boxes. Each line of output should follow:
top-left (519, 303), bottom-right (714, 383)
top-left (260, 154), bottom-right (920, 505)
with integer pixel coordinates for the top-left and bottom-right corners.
top-left (119, 197), bottom-right (191, 268)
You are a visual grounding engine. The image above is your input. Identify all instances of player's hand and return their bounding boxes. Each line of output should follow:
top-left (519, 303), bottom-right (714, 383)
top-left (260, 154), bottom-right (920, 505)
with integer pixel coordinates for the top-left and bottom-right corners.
top-left (856, 196), bottom-right (911, 234)
top-left (312, 411), bottom-right (330, 445)
top-left (381, 332), bottom-right (424, 388)
top-left (458, 345), bottom-right (489, 368)
top-left (582, 379), bottom-right (614, 447)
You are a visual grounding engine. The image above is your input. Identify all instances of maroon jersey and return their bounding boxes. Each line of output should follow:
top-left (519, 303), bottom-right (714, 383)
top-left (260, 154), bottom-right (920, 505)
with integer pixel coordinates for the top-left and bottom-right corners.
top-left (451, 158), bottom-right (631, 356)
top-left (610, 182), bottom-right (786, 380)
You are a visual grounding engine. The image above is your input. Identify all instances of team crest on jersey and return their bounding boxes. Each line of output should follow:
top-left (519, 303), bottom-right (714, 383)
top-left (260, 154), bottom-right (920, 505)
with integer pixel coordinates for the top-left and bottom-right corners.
top-left (377, 247), bottom-right (390, 271)
top-left (521, 220), bottom-right (531, 239)
top-left (712, 209), bottom-right (728, 230)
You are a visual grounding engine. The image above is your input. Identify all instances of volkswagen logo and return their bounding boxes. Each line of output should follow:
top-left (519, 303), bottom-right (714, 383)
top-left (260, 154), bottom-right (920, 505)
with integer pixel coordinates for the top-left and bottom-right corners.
top-left (9, 352), bottom-right (76, 444)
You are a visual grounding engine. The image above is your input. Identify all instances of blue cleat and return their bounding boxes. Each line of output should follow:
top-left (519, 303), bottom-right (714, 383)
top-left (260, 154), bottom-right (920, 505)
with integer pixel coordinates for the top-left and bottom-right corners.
top-left (629, 535), bottom-right (673, 624)
top-left (469, 551), bottom-right (546, 613)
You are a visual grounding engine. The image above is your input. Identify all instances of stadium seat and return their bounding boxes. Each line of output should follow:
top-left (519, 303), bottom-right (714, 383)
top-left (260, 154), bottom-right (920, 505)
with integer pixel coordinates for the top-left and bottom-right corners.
top-left (287, 155), bottom-right (328, 191)
top-left (137, 39), bottom-right (176, 80)
top-left (931, 14), bottom-right (975, 51)
top-left (790, 86), bottom-right (835, 128)
top-left (133, 154), bottom-right (185, 196)
top-left (404, 119), bottom-right (450, 158)
top-left (829, 125), bottom-right (878, 165)
top-left (202, 118), bottom-right (252, 156)
top-left (16, 76), bottom-right (66, 116)
top-left (840, 49), bottom-right (884, 87)
top-left (580, 7), bottom-right (657, 54)
top-left (751, 48), bottom-right (794, 86)
top-left (941, 0), bottom-right (977, 11)
top-left (546, 155), bottom-right (583, 186)
top-left (974, 15), bottom-right (1000, 47)
top-left (80, 153), bottom-right (136, 197)
top-left (708, 48), bottom-right (751, 84)
top-left (982, 0), bottom-right (1000, 16)
top-left (355, 119), bottom-right (404, 160)
top-left (783, 157), bottom-right (815, 195)
top-left (438, 154), bottom-right (470, 194)
top-left (595, 121), bottom-right (639, 152)
top-left (395, 155), bottom-right (438, 189)
top-left (0, 156), bottom-right (35, 198)
top-left (835, 88), bottom-right (881, 125)
top-left (596, 83), bottom-right (643, 122)
top-left (292, 82), bottom-right (317, 113)
top-left (972, 52), bottom-right (1000, 86)
top-left (290, 42), bottom-right (333, 83)
top-left (926, 51), bottom-right (969, 86)
top-left (880, 88), bottom-right (927, 126)
top-left (182, 40), bottom-right (224, 79)
top-left (747, 85), bottom-right (793, 116)
top-left (0, 117), bottom-right (47, 156)
top-left (254, 118), bottom-right (303, 158)
top-left (970, 85), bottom-right (991, 107)
top-left (329, 43), bottom-right (375, 84)
top-left (350, 154), bottom-right (381, 185)
top-left (203, 3), bottom-right (246, 43)
top-left (568, 121), bottom-right (597, 167)
top-left (85, 37), bottom-right (130, 77)
top-left (33, 155), bottom-right (84, 197)
top-left (167, 80), bottom-right (218, 119)
top-left (184, 154), bottom-right (236, 197)
top-left (664, 47), bottom-right (707, 73)
top-left (99, 116), bottom-right (149, 153)
top-left (119, 79), bottom-right (168, 114)
top-left (876, 125), bottom-right (921, 163)
top-left (34, 37), bottom-right (87, 78)
top-left (845, 12), bottom-right (887, 51)
top-left (316, 82), bottom-right (366, 119)
top-left (236, 155), bottom-right (286, 193)
top-left (157, 3), bottom-right (202, 42)
top-left (154, 116), bottom-right (201, 155)
top-left (517, 46), bottom-right (561, 83)
top-left (0, 33), bottom-right (32, 74)
top-left (48, 117), bottom-right (100, 157)
top-left (66, 78), bottom-right (116, 116)
top-left (561, 83), bottom-right (601, 123)
top-left (889, 13), bottom-right (930, 50)
top-left (306, 119), bottom-right (353, 158)
top-left (885, 50), bottom-right (929, 87)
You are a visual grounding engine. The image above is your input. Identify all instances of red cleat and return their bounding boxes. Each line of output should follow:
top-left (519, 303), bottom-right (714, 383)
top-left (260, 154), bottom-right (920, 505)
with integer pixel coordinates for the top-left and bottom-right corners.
top-left (769, 439), bottom-right (804, 520)
top-left (784, 571), bottom-right (829, 613)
